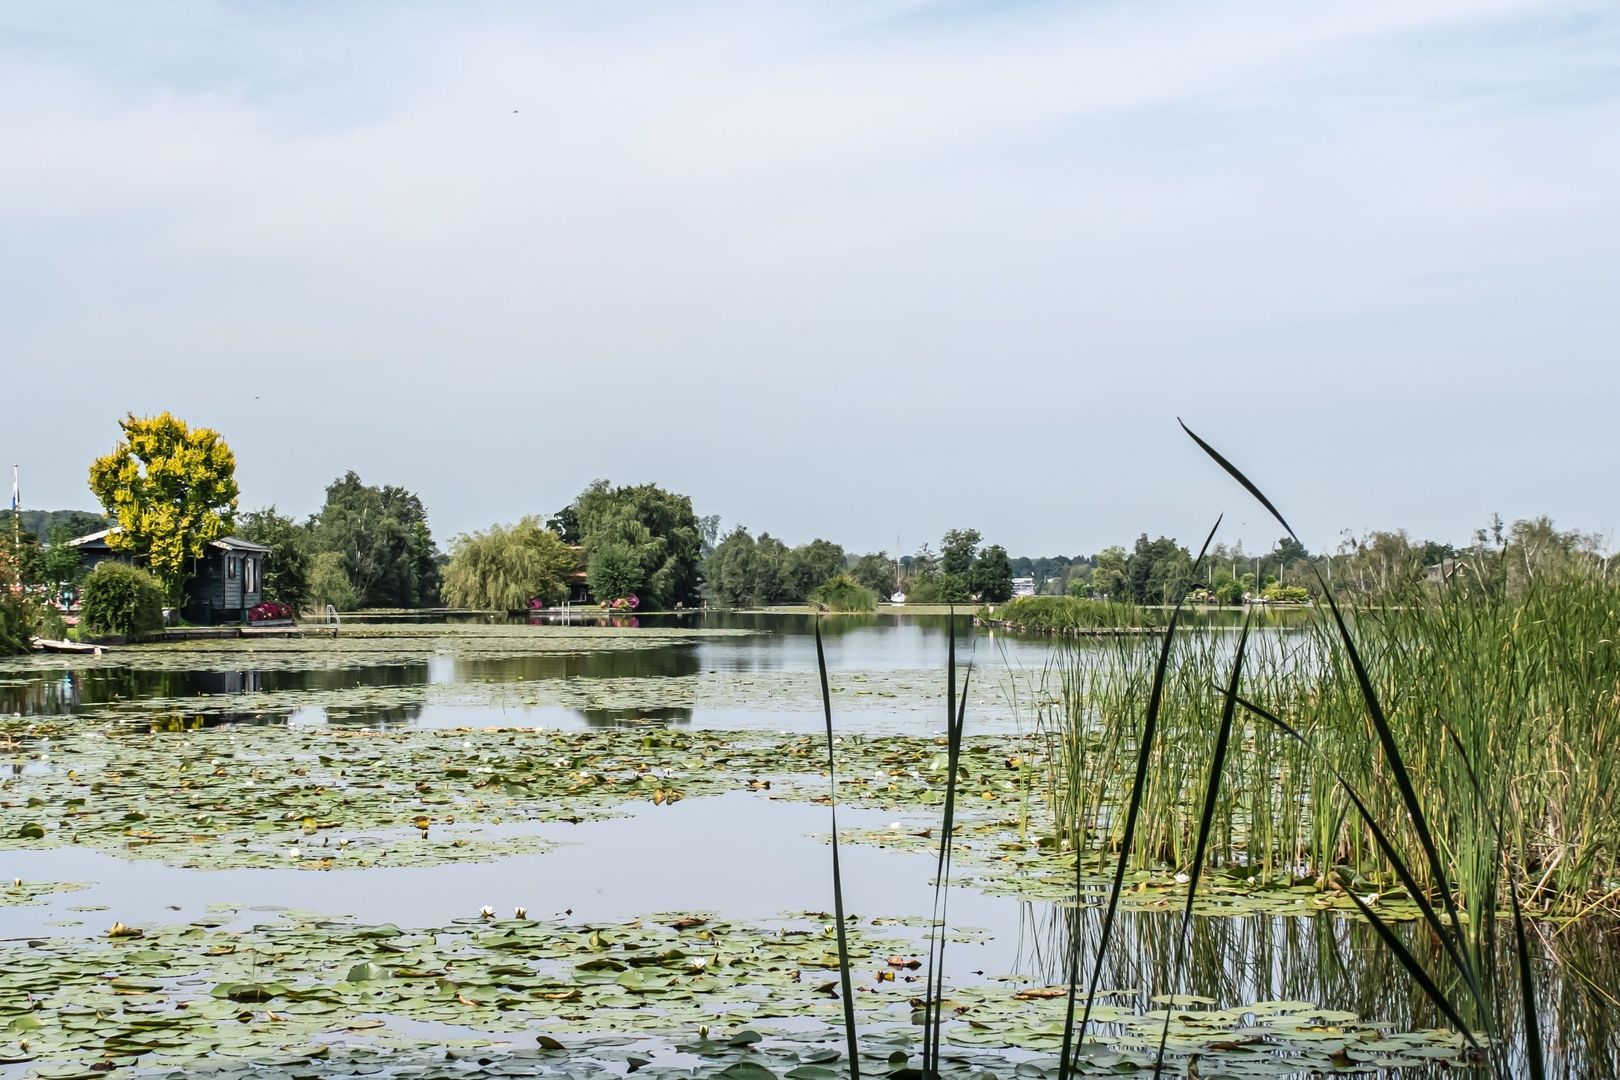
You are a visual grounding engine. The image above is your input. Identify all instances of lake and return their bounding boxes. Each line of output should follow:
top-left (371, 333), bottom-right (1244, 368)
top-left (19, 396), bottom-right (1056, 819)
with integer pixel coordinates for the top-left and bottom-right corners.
top-left (0, 614), bottom-right (1613, 1078)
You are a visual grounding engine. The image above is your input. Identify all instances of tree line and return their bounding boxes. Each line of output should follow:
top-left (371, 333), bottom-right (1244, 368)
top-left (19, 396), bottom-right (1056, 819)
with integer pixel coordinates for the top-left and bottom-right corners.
top-left (7, 411), bottom-right (1613, 629)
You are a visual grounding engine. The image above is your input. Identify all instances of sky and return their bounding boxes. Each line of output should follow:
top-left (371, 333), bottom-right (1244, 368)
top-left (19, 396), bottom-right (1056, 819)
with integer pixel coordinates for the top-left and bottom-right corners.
top-left (3, 0), bottom-right (1618, 558)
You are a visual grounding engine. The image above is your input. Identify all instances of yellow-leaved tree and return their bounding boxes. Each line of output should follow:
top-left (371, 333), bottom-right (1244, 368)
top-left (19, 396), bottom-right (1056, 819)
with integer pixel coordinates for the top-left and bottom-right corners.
top-left (88, 412), bottom-right (240, 600)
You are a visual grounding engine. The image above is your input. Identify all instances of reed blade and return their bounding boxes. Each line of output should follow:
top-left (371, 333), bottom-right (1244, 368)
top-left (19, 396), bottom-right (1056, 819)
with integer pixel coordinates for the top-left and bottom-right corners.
top-left (1057, 515), bottom-right (1221, 1080)
top-left (1153, 614), bottom-right (1253, 1076)
top-left (922, 610), bottom-right (971, 1077)
top-left (1230, 691), bottom-right (1481, 1051)
top-left (815, 618), bottom-right (861, 1080)
top-left (1179, 419), bottom-right (1482, 1009)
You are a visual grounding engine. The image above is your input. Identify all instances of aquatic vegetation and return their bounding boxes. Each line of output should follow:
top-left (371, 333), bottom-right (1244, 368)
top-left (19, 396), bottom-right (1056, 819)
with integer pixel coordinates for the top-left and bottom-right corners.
top-left (981, 596), bottom-right (1160, 635)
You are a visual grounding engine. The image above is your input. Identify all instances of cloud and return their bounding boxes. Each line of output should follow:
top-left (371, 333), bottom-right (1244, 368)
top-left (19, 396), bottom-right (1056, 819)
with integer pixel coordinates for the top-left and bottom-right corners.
top-left (2, 0), bottom-right (1617, 553)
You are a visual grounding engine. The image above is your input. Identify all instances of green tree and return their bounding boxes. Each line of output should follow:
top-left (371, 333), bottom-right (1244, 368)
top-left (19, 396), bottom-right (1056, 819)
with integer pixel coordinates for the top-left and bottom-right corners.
top-left (41, 527), bottom-right (85, 590)
top-left (586, 541), bottom-right (643, 603)
top-left (87, 412), bottom-right (239, 600)
top-left (785, 539), bottom-right (847, 599)
top-left (308, 551), bottom-right (358, 611)
top-left (1090, 546), bottom-right (1128, 597)
top-left (310, 472), bottom-right (441, 608)
top-left (850, 552), bottom-right (898, 600)
top-left (940, 529), bottom-right (981, 578)
top-left (237, 507), bottom-right (311, 611)
top-left (972, 544), bottom-right (1015, 602)
top-left (444, 517), bottom-right (580, 611)
top-left (571, 481), bottom-right (704, 609)
top-left (546, 505), bottom-right (581, 544)
top-left (1123, 534), bottom-right (1194, 605)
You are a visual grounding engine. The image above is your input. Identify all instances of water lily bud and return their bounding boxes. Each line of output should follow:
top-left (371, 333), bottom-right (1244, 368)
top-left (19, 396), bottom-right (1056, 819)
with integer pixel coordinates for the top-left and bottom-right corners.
top-left (514, 906), bottom-right (528, 919)
top-left (698, 1024), bottom-right (709, 1039)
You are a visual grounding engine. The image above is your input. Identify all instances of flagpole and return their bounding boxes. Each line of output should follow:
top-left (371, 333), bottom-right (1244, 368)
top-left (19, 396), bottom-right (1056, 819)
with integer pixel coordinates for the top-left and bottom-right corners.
top-left (9, 465), bottom-right (18, 587)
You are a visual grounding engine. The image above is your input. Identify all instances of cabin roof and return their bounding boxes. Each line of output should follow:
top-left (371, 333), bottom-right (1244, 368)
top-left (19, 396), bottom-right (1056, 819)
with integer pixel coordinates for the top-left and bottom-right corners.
top-left (64, 528), bottom-right (270, 555)
top-left (210, 536), bottom-right (271, 554)
top-left (65, 529), bottom-right (113, 548)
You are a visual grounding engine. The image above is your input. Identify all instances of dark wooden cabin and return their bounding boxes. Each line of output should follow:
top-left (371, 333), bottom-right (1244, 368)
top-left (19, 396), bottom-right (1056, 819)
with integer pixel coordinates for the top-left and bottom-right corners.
top-left (68, 530), bottom-right (273, 625)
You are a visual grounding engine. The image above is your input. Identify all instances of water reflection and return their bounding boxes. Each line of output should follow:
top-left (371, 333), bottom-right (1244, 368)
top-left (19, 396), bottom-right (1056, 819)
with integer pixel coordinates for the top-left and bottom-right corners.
top-left (1010, 901), bottom-right (1619, 1077)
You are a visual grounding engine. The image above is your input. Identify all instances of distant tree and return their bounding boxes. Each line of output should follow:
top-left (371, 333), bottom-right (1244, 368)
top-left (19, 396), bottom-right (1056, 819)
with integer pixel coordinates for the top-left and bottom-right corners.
top-left (41, 527), bottom-right (84, 590)
top-left (308, 551), bottom-right (358, 611)
top-left (706, 527), bottom-right (760, 607)
top-left (850, 552), bottom-right (898, 600)
top-left (546, 504), bottom-right (582, 544)
top-left (972, 544), bottom-right (1015, 602)
top-left (785, 539), bottom-right (847, 599)
top-left (940, 529), bottom-right (982, 579)
top-left (310, 472), bottom-right (441, 608)
top-left (1124, 535), bottom-right (1194, 605)
top-left (238, 507), bottom-right (311, 611)
top-left (571, 481), bottom-right (703, 609)
top-left (587, 541), bottom-right (643, 604)
top-left (1090, 546), bottom-right (1128, 598)
top-left (87, 412), bottom-right (239, 600)
top-left (444, 517), bottom-right (579, 611)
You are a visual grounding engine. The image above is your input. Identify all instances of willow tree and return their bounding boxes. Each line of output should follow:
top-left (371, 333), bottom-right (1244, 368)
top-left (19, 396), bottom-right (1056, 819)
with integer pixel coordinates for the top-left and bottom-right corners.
top-left (87, 412), bottom-right (239, 600)
top-left (443, 517), bottom-right (579, 611)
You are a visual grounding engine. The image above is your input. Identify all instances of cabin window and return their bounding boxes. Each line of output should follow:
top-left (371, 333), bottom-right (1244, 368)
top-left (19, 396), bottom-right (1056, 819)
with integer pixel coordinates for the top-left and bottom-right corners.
top-left (245, 558), bottom-right (257, 594)
top-left (227, 556), bottom-right (237, 579)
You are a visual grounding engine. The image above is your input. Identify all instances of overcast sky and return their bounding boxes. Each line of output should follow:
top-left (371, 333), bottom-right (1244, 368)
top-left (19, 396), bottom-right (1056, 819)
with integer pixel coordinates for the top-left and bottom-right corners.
top-left (4, 0), bottom-right (1617, 557)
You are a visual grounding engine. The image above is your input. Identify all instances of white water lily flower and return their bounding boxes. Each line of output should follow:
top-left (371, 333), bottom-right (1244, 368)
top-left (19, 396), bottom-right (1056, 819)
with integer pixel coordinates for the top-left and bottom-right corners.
top-left (1174, 872), bottom-right (1190, 885)
top-left (284, 848), bottom-right (299, 858)
top-left (514, 907), bottom-right (528, 920)
top-left (479, 905), bottom-right (495, 919)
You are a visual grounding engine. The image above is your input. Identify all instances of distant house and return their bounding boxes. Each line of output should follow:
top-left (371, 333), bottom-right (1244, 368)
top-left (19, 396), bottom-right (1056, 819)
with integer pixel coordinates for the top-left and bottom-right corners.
top-left (1011, 577), bottom-right (1036, 598)
top-left (67, 529), bottom-right (272, 624)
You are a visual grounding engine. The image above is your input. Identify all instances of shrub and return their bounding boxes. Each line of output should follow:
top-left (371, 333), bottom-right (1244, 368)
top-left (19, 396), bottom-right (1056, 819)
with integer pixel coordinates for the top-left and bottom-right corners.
top-left (79, 562), bottom-right (166, 637)
top-left (0, 590), bottom-right (31, 654)
top-left (248, 601), bottom-right (293, 623)
top-left (1261, 582), bottom-right (1311, 603)
top-left (809, 574), bottom-right (878, 612)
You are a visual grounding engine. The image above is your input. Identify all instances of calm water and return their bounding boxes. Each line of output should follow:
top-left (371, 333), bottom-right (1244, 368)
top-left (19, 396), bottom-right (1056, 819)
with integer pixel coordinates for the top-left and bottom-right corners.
top-left (1, 612), bottom-right (1614, 1077)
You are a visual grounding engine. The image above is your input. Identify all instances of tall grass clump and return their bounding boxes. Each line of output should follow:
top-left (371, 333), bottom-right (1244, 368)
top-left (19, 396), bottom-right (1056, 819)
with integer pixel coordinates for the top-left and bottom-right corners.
top-left (1038, 576), bottom-right (1620, 922)
top-left (1037, 421), bottom-right (1552, 1077)
top-left (810, 574), bottom-right (879, 612)
top-left (984, 595), bottom-right (1159, 634)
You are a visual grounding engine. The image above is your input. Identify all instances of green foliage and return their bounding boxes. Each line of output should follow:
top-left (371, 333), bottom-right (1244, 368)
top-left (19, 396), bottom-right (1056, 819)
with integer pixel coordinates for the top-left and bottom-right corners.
top-left (42, 527), bottom-right (85, 588)
top-left (1260, 582), bottom-right (1310, 603)
top-left (572, 481), bottom-right (703, 609)
top-left (0, 589), bottom-right (31, 654)
top-left (79, 561), bottom-right (166, 637)
top-left (939, 528), bottom-right (981, 579)
top-left (310, 472), bottom-right (440, 608)
top-left (1065, 576), bottom-right (1091, 598)
top-left (785, 538), bottom-right (846, 598)
top-left (0, 509), bottom-right (106, 545)
top-left (308, 551), bottom-right (358, 611)
top-left (87, 412), bottom-right (239, 598)
top-left (585, 541), bottom-right (643, 604)
top-left (444, 517), bottom-right (580, 611)
top-left (707, 527), bottom-right (784, 607)
top-left (971, 543), bottom-right (1014, 603)
top-left (808, 573), bottom-right (878, 612)
top-left (987, 595), bottom-right (1158, 632)
top-left (1123, 534), bottom-right (1194, 605)
top-left (237, 507), bottom-right (310, 610)
top-left (849, 552), bottom-right (898, 600)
